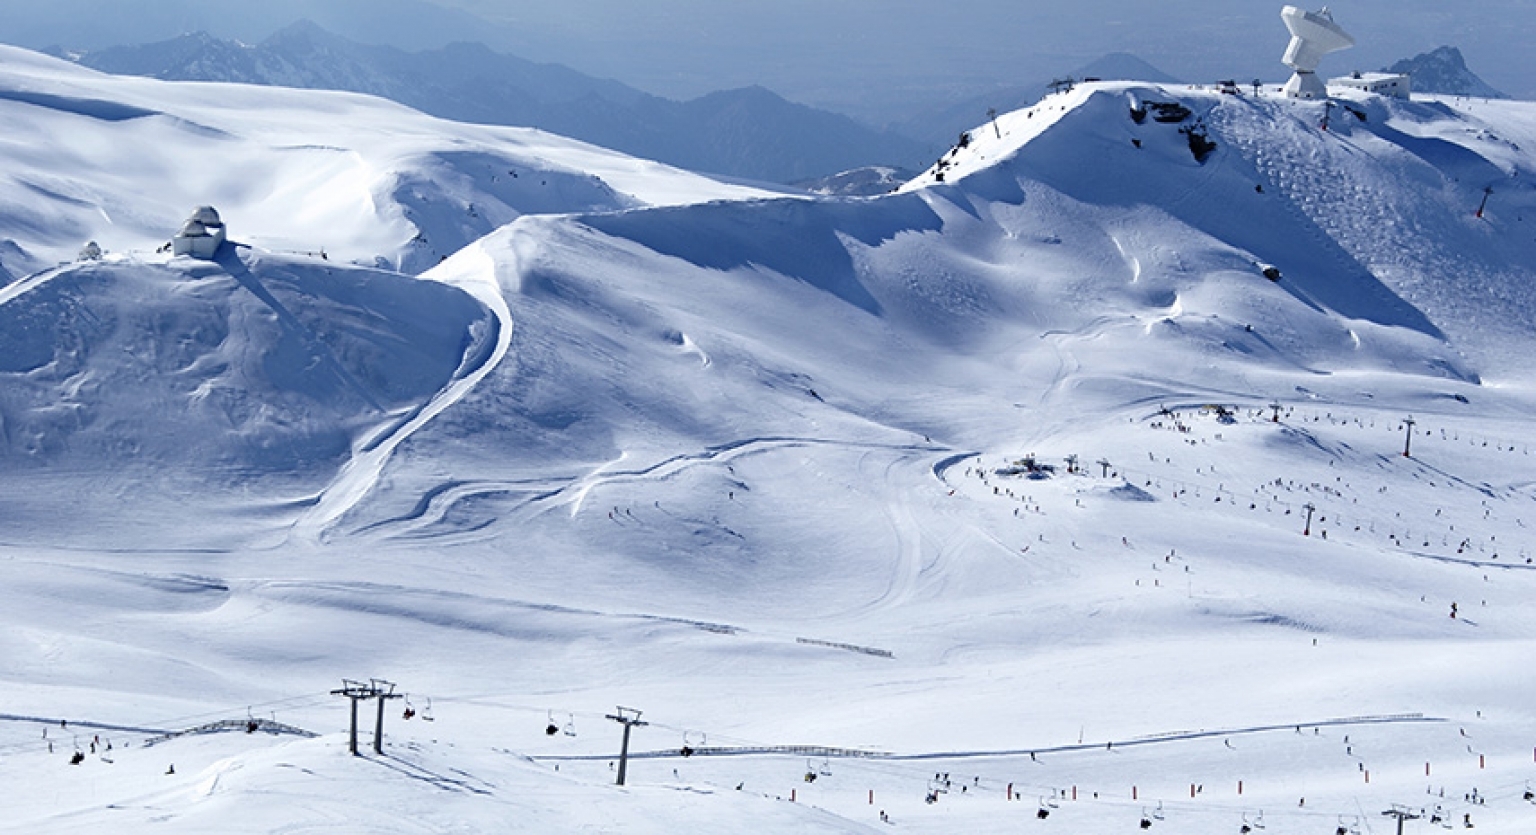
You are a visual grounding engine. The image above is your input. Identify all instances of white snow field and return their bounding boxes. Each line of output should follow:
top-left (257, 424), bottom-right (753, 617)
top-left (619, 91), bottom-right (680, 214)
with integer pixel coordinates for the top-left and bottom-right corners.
top-left (3, 45), bottom-right (1536, 833)
top-left (0, 46), bottom-right (771, 281)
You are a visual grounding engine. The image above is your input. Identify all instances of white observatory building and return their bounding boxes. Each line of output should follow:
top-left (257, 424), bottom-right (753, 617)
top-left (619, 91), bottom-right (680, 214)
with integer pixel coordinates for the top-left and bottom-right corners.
top-left (171, 206), bottom-right (227, 259)
top-left (1280, 6), bottom-right (1354, 99)
top-left (1331, 70), bottom-right (1411, 100)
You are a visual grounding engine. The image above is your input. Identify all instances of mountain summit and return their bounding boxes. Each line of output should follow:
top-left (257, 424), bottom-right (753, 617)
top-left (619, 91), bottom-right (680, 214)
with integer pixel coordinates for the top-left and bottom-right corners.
top-left (1385, 45), bottom-right (1506, 98)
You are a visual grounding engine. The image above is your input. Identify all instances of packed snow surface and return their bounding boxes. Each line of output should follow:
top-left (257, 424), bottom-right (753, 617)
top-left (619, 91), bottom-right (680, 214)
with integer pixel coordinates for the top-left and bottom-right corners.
top-left (4, 53), bottom-right (1536, 834)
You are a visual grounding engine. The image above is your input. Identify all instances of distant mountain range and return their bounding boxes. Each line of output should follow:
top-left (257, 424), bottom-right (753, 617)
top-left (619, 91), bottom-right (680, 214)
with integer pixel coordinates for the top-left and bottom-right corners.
top-left (55, 22), bottom-right (929, 184)
top-left (3, 0), bottom-right (505, 53)
top-left (1385, 46), bottom-right (1506, 98)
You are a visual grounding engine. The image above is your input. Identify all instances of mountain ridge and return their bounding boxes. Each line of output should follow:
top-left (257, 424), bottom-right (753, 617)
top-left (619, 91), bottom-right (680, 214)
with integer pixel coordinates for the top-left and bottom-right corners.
top-left (61, 22), bottom-right (929, 183)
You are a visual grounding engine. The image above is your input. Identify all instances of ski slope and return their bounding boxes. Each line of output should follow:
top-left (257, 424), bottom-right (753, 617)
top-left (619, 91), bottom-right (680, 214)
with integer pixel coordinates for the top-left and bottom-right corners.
top-left (3, 50), bottom-right (1536, 834)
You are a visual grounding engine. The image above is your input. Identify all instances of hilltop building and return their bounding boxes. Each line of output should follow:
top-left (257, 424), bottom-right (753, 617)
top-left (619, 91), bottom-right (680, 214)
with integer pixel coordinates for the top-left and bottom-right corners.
top-left (172, 206), bottom-right (226, 258)
top-left (1330, 71), bottom-right (1411, 99)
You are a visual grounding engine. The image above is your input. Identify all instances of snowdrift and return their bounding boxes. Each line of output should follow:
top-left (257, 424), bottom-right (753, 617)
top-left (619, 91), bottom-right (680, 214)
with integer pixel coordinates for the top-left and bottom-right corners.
top-left (0, 246), bottom-right (493, 547)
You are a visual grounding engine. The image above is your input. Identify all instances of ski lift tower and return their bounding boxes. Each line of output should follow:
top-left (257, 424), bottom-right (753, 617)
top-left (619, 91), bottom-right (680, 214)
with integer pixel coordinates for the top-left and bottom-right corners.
top-left (1280, 6), bottom-right (1355, 99)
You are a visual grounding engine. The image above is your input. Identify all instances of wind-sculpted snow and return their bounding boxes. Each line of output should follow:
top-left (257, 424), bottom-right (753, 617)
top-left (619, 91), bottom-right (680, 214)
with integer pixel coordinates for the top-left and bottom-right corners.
top-left (910, 83), bottom-right (1536, 375)
top-left (0, 247), bottom-right (491, 546)
top-left (581, 195), bottom-right (944, 316)
top-left (0, 45), bottom-right (770, 274)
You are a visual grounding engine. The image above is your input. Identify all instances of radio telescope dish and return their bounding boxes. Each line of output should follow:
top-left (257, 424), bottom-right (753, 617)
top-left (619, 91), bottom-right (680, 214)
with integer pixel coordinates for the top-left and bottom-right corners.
top-left (1280, 6), bottom-right (1355, 99)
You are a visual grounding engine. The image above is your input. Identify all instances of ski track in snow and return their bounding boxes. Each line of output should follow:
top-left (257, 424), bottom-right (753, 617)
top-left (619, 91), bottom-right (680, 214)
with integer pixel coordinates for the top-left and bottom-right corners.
top-left (291, 244), bottom-right (514, 543)
top-left (352, 436), bottom-right (948, 542)
top-left (0, 263), bottom-right (66, 308)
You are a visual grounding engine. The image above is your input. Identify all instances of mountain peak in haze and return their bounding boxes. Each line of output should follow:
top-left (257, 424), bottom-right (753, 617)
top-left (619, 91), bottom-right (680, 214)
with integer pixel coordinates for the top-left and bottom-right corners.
top-left (1385, 46), bottom-right (1505, 98)
top-left (62, 25), bottom-right (926, 183)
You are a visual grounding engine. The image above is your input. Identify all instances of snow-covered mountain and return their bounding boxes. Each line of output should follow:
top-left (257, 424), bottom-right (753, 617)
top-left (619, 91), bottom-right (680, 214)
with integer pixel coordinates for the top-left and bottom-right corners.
top-left (0, 45), bottom-right (769, 280)
top-left (1385, 46), bottom-right (1507, 99)
top-left (59, 23), bottom-right (930, 183)
top-left (4, 44), bottom-right (1536, 835)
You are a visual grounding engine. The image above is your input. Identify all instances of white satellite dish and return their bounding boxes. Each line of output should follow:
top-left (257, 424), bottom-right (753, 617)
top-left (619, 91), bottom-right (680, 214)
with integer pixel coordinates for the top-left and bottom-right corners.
top-left (1280, 6), bottom-right (1355, 99)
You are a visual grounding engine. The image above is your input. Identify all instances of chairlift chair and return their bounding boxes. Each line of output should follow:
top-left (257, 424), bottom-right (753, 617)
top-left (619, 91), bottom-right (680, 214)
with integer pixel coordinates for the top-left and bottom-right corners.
top-left (402, 696), bottom-right (416, 720)
top-left (1152, 801), bottom-right (1165, 821)
top-left (545, 710), bottom-right (559, 736)
top-left (563, 713), bottom-right (577, 737)
top-left (420, 697), bottom-right (434, 722)
top-left (818, 757), bottom-right (832, 777)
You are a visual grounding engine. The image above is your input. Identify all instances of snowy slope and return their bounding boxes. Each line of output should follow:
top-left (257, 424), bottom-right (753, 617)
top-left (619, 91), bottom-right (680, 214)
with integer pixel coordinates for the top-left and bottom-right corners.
top-left (904, 82), bottom-right (1536, 375)
top-left (0, 45), bottom-right (771, 279)
top-left (4, 63), bottom-right (1536, 835)
top-left (0, 245), bottom-right (495, 549)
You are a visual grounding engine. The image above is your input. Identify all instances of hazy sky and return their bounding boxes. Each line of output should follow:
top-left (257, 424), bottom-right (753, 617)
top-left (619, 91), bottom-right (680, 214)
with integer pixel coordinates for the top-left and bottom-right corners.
top-left (433, 0), bottom-right (1536, 120)
top-left (2, 0), bottom-right (1532, 124)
